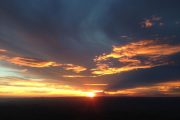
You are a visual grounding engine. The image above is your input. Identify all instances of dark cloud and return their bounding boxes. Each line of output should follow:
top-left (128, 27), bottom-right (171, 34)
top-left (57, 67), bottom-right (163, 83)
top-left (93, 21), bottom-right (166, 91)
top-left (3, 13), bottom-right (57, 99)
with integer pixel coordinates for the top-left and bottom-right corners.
top-left (107, 63), bottom-right (180, 90)
top-left (0, 0), bottom-right (116, 65)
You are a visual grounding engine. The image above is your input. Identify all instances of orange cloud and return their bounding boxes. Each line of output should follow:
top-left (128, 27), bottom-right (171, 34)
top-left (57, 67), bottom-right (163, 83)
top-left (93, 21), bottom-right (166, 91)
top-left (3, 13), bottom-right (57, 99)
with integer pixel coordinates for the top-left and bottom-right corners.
top-left (104, 81), bottom-right (180, 96)
top-left (0, 49), bottom-right (87, 73)
top-left (63, 75), bottom-right (96, 78)
top-left (0, 49), bottom-right (7, 53)
top-left (0, 52), bottom-right (61, 68)
top-left (63, 64), bottom-right (87, 73)
top-left (92, 40), bottom-right (180, 75)
top-left (84, 84), bottom-right (108, 86)
top-left (7, 57), bottom-right (61, 68)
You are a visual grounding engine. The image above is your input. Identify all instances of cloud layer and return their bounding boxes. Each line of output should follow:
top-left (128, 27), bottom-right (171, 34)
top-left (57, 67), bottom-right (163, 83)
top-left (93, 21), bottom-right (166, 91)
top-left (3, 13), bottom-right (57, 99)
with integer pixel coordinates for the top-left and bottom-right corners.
top-left (0, 0), bottom-right (180, 96)
top-left (93, 40), bottom-right (180, 75)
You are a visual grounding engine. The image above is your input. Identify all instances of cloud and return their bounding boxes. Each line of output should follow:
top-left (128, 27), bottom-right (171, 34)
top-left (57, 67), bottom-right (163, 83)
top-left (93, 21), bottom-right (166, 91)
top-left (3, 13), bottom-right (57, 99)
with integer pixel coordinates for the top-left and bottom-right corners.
top-left (7, 57), bottom-right (61, 68)
top-left (105, 81), bottom-right (180, 96)
top-left (63, 75), bottom-right (96, 78)
top-left (106, 63), bottom-right (180, 91)
top-left (0, 50), bottom-right (62, 68)
top-left (0, 49), bottom-right (7, 53)
top-left (0, 0), bottom-right (180, 97)
top-left (92, 40), bottom-right (180, 75)
top-left (140, 16), bottom-right (163, 28)
top-left (84, 84), bottom-right (108, 86)
top-left (0, 49), bottom-right (87, 73)
top-left (0, 55), bottom-right (62, 68)
top-left (62, 64), bottom-right (87, 73)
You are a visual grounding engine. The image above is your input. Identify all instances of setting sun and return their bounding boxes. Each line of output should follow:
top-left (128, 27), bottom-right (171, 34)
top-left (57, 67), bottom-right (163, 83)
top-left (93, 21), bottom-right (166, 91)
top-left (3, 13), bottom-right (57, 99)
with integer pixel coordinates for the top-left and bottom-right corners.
top-left (86, 92), bottom-right (96, 97)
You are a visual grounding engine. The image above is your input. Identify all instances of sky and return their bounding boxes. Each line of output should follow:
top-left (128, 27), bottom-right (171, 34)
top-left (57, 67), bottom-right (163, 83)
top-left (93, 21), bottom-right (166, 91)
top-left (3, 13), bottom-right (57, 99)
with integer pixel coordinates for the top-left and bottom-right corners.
top-left (0, 0), bottom-right (180, 97)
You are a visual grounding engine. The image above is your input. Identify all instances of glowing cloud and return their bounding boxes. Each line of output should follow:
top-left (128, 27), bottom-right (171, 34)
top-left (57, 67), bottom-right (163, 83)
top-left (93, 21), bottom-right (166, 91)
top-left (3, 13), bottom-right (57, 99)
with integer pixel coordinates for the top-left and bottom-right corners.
top-left (0, 49), bottom-right (87, 73)
top-left (84, 84), bottom-right (108, 86)
top-left (63, 75), bottom-right (96, 78)
top-left (0, 49), bottom-right (7, 53)
top-left (7, 57), bottom-right (61, 68)
top-left (92, 40), bottom-right (180, 75)
top-left (63, 64), bottom-right (87, 73)
top-left (105, 81), bottom-right (180, 96)
top-left (0, 53), bottom-right (61, 68)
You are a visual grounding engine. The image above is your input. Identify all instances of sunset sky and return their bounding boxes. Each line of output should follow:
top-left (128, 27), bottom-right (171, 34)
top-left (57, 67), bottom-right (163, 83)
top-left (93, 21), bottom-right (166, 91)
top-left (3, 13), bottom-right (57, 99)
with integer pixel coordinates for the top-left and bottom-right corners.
top-left (0, 0), bottom-right (180, 97)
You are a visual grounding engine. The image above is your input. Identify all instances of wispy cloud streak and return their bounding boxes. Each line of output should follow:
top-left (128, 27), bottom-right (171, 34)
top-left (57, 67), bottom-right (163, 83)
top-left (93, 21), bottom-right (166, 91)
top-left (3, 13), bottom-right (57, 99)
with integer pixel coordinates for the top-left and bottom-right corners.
top-left (0, 49), bottom-right (87, 73)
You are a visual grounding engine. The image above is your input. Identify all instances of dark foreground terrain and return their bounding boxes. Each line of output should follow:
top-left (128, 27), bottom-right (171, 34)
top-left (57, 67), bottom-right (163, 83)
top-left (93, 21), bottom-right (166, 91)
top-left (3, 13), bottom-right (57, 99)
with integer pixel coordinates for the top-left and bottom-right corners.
top-left (0, 97), bottom-right (180, 120)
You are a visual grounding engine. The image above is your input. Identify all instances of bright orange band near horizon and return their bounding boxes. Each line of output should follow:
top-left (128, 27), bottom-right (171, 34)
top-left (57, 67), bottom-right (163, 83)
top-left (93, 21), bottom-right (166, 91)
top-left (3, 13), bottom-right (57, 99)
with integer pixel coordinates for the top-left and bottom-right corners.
top-left (0, 80), bottom-right (103, 97)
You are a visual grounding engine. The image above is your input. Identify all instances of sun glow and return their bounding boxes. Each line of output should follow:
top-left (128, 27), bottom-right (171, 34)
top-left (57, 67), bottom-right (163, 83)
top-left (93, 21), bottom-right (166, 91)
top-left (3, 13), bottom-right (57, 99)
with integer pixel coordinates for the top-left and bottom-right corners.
top-left (86, 92), bottom-right (96, 97)
top-left (0, 79), bottom-right (98, 97)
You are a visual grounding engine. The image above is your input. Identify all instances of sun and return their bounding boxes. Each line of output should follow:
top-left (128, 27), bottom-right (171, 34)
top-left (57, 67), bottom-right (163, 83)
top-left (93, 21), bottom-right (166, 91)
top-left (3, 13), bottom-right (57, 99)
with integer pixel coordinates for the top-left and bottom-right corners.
top-left (86, 92), bottom-right (96, 97)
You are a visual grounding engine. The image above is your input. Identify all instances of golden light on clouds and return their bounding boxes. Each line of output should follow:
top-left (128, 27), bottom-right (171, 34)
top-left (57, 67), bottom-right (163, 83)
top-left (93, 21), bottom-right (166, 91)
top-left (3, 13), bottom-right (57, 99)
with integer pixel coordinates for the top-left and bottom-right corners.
top-left (7, 57), bottom-right (61, 68)
top-left (0, 86), bottom-right (90, 97)
top-left (0, 49), bottom-right (7, 53)
top-left (84, 84), bottom-right (108, 86)
top-left (0, 49), bottom-right (87, 73)
top-left (92, 40), bottom-right (180, 75)
top-left (1, 40), bottom-right (180, 97)
top-left (0, 54), bottom-right (61, 68)
top-left (0, 79), bottom-right (99, 97)
top-left (63, 75), bottom-right (96, 78)
top-left (105, 81), bottom-right (180, 96)
top-left (0, 0), bottom-right (179, 99)
top-left (63, 64), bottom-right (87, 73)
